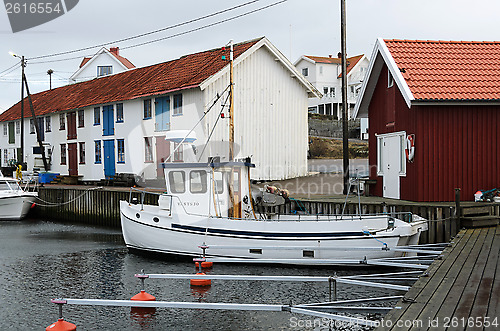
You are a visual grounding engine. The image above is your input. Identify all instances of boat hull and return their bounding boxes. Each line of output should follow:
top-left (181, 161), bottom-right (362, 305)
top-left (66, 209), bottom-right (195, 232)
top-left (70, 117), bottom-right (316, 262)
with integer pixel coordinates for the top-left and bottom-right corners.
top-left (0, 192), bottom-right (37, 220)
top-left (120, 201), bottom-right (427, 265)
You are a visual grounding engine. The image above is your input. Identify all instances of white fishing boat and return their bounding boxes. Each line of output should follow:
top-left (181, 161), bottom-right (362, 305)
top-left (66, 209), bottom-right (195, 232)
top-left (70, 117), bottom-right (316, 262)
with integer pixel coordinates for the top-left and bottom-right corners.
top-left (120, 158), bottom-right (427, 265)
top-left (0, 176), bottom-right (37, 220)
top-left (119, 41), bottom-right (427, 265)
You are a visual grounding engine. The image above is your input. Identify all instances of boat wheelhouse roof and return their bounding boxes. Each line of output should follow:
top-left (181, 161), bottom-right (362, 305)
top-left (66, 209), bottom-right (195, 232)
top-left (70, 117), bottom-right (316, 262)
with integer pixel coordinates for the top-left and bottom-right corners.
top-left (161, 161), bottom-right (255, 169)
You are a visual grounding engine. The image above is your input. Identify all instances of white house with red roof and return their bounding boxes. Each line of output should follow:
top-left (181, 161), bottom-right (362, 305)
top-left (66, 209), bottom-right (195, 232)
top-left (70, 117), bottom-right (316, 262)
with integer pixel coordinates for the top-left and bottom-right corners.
top-left (354, 38), bottom-right (500, 201)
top-left (0, 37), bottom-right (320, 183)
top-left (69, 47), bottom-right (135, 83)
top-left (294, 54), bottom-right (369, 120)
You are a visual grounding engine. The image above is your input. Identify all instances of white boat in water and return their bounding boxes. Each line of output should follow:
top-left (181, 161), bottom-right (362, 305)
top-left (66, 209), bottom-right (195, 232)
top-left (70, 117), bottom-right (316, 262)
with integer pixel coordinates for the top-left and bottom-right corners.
top-left (120, 160), bottom-right (428, 265)
top-left (0, 176), bottom-right (37, 220)
top-left (120, 42), bottom-right (427, 265)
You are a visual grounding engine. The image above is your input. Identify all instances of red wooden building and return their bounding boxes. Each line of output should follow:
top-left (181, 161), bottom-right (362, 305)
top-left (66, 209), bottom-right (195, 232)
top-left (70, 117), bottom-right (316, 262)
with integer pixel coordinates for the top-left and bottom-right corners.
top-left (354, 39), bottom-right (500, 202)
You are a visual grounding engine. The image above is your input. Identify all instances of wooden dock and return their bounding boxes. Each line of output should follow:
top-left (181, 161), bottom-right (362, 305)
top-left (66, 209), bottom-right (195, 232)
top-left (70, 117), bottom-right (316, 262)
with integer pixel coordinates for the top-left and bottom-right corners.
top-left (375, 224), bottom-right (500, 330)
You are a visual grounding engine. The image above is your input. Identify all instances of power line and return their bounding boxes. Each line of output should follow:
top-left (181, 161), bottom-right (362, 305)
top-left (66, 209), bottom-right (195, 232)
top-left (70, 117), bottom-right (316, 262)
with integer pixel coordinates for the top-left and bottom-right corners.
top-left (29, 0), bottom-right (287, 65)
top-left (28, 0), bottom-right (261, 60)
top-left (120, 0), bottom-right (287, 51)
top-left (0, 61), bottom-right (20, 77)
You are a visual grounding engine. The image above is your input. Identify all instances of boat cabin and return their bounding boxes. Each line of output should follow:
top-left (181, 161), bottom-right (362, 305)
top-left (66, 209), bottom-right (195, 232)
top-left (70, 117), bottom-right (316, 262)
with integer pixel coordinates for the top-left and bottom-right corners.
top-left (161, 161), bottom-right (255, 219)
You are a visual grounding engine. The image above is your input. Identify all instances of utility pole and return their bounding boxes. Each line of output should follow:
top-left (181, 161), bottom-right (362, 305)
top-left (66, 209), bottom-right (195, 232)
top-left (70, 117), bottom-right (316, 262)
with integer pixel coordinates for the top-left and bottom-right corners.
top-left (228, 40), bottom-right (234, 162)
top-left (20, 56), bottom-right (25, 166)
top-left (10, 52), bottom-right (25, 165)
top-left (340, 0), bottom-right (349, 195)
top-left (47, 69), bottom-right (53, 90)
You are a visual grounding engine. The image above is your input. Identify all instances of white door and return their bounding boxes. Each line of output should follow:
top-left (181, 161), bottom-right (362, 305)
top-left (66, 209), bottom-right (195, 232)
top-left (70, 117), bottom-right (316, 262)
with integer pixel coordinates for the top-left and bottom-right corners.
top-left (382, 135), bottom-right (402, 199)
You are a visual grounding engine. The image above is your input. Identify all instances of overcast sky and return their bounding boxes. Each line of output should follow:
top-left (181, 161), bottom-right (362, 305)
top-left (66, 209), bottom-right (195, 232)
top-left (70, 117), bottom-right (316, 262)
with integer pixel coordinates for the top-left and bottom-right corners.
top-left (1, 0), bottom-right (499, 112)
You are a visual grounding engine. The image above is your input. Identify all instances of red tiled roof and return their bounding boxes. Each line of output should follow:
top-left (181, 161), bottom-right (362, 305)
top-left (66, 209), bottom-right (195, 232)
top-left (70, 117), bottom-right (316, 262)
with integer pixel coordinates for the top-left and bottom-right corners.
top-left (0, 38), bottom-right (261, 122)
top-left (111, 52), bottom-right (135, 69)
top-left (304, 55), bottom-right (342, 64)
top-left (303, 54), bottom-right (364, 77)
top-left (384, 39), bottom-right (500, 100)
top-left (79, 57), bottom-right (91, 68)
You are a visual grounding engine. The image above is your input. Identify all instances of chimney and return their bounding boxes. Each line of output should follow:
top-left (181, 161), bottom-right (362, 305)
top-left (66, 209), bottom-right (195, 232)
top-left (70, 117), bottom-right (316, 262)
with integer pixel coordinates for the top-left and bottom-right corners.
top-left (110, 47), bottom-right (119, 56)
top-left (329, 54), bottom-right (332, 58)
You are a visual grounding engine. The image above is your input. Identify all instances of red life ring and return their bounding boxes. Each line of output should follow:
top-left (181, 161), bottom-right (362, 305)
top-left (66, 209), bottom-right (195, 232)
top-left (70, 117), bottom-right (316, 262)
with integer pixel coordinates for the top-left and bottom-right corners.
top-left (405, 135), bottom-right (415, 162)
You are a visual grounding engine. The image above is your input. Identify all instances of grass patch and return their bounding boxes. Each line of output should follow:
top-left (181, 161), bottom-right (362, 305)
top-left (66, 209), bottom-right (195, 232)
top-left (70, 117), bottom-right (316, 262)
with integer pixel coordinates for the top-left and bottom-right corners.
top-left (309, 136), bottom-right (368, 159)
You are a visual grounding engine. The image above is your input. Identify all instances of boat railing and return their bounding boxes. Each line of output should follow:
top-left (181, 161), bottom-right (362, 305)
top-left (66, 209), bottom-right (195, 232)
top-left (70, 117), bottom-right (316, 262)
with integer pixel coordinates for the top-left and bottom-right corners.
top-left (126, 187), bottom-right (415, 226)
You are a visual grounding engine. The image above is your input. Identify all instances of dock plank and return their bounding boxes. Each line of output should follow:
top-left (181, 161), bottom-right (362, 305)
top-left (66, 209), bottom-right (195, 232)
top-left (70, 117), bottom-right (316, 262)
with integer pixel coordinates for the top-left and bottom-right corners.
top-left (440, 227), bottom-right (493, 331)
top-left (397, 229), bottom-right (483, 331)
top-left (462, 227), bottom-right (498, 331)
top-left (375, 230), bottom-right (474, 331)
top-left (376, 226), bottom-right (500, 331)
top-left (408, 228), bottom-right (490, 331)
top-left (485, 226), bottom-right (500, 327)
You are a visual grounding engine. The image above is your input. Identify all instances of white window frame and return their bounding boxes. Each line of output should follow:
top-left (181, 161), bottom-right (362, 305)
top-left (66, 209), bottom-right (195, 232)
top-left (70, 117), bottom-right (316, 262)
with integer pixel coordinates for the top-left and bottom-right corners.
top-left (388, 70), bottom-right (394, 88)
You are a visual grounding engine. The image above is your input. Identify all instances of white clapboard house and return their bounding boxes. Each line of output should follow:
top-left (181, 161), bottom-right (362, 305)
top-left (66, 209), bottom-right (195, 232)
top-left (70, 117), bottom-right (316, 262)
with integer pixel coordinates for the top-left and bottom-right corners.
top-left (0, 37), bottom-right (320, 182)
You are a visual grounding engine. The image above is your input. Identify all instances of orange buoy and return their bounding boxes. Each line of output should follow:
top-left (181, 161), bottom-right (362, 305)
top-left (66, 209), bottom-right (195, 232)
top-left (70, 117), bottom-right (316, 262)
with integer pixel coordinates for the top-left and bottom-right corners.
top-left (46, 318), bottom-right (77, 331)
top-left (131, 290), bottom-right (156, 316)
top-left (194, 261), bottom-right (213, 269)
top-left (190, 272), bottom-right (211, 286)
top-left (131, 290), bottom-right (156, 301)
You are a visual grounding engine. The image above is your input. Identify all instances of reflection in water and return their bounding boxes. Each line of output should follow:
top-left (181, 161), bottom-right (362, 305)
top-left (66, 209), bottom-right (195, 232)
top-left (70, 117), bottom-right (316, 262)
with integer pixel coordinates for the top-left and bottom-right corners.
top-left (0, 220), bottom-right (394, 330)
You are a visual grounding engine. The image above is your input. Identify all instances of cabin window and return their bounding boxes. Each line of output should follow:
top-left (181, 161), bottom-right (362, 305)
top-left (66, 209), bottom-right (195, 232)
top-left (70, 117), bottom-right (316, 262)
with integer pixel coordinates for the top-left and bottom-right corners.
top-left (94, 107), bottom-right (100, 125)
top-left (117, 139), bottom-right (125, 163)
top-left (190, 170), bottom-right (207, 194)
top-left (143, 99), bottom-right (152, 119)
top-left (169, 171), bottom-right (186, 193)
top-left (59, 113), bottom-right (65, 130)
top-left (323, 87), bottom-right (328, 96)
top-left (214, 171), bottom-right (224, 194)
top-left (95, 140), bottom-right (101, 164)
top-left (173, 94), bottom-right (182, 115)
top-left (233, 171), bottom-right (240, 193)
top-left (78, 109), bottom-right (84, 128)
top-left (45, 116), bottom-right (51, 132)
top-left (144, 137), bottom-right (153, 163)
top-left (2, 123), bottom-right (6, 136)
top-left (16, 121), bottom-right (20, 134)
top-left (302, 68), bottom-right (308, 76)
top-left (60, 144), bottom-right (66, 165)
top-left (29, 119), bottom-right (35, 134)
top-left (97, 66), bottom-right (112, 77)
top-left (116, 103), bottom-right (124, 123)
top-left (330, 87), bottom-right (335, 98)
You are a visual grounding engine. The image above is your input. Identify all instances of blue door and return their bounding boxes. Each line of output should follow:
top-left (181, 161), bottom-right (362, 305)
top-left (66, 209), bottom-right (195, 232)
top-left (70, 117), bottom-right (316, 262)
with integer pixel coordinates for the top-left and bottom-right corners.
top-left (103, 139), bottom-right (115, 178)
top-left (155, 97), bottom-right (170, 131)
top-left (103, 105), bottom-right (114, 136)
